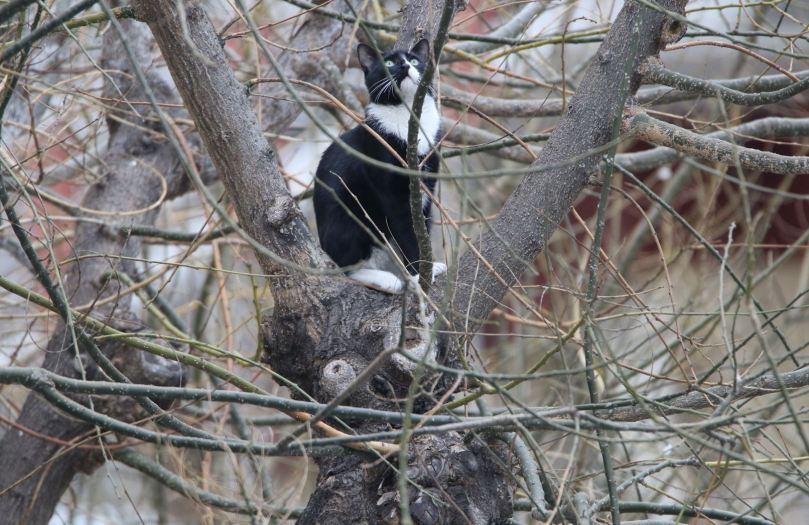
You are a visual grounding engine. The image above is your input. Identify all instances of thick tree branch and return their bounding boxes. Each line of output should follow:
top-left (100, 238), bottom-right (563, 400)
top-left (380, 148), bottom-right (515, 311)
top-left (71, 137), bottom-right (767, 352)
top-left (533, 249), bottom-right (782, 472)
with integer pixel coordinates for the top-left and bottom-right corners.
top-left (643, 60), bottom-right (809, 105)
top-left (443, 0), bottom-right (690, 333)
top-left (3, 365), bottom-right (806, 428)
top-left (618, 116), bottom-right (809, 172)
top-left (132, 1), bottom-right (328, 288)
top-left (594, 366), bottom-right (809, 423)
top-left (625, 111), bottom-right (809, 175)
top-left (442, 69), bottom-right (809, 118)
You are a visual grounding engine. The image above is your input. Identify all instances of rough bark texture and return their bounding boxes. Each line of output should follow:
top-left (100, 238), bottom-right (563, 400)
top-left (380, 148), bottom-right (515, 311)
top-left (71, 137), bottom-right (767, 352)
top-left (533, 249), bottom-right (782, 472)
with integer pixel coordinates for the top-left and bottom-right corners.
top-left (441, 0), bottom-right (690, 335)
top-left (0, 20), bottom-right (188, 524)
top-left (395, 0), bottom-right (465, 51)
top-left (625, 110), bottom-right (809, 174)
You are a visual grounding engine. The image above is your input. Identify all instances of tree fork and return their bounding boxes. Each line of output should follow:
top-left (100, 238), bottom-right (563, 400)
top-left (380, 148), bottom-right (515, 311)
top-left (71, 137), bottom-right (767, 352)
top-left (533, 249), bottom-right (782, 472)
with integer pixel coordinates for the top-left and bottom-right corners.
top-left (131, 0), bottom-right (688, 523)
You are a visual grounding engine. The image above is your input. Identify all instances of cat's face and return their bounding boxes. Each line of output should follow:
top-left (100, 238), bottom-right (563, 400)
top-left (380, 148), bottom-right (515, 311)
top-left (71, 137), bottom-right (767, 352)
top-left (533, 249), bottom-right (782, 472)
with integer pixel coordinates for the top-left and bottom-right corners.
top-left (357, 39), bottom-right (431, 106)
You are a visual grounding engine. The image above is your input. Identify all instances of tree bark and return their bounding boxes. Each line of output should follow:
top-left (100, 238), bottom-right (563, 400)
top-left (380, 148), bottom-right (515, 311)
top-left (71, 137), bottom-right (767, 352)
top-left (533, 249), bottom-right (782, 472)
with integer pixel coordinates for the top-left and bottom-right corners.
top-left (0, 19), bottom-right (188, 524)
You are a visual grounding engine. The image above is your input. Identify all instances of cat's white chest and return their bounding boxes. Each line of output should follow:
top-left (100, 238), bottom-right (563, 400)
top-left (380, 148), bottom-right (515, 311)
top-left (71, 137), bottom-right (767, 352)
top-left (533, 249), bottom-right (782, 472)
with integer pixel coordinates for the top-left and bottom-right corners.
top-left (366, 96), bottom-right (440, 156)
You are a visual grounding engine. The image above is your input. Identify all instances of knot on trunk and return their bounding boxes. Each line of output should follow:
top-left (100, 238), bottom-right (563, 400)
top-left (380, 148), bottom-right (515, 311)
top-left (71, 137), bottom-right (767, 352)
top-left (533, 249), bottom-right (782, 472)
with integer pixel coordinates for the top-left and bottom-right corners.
top-left (660, 18), bottom-right (687, 45)
top-left (320, 359), bottom-right (357, 398)
top-left (265, 194), bottom-right (296, 229)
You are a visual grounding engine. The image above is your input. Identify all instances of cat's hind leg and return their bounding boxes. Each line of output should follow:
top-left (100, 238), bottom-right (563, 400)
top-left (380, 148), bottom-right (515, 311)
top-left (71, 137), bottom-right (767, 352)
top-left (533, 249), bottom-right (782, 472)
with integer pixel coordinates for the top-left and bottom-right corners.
top-left (347, 246), bottom-right (406, 293)
top-left (348, 268), bottom-right (405, 293)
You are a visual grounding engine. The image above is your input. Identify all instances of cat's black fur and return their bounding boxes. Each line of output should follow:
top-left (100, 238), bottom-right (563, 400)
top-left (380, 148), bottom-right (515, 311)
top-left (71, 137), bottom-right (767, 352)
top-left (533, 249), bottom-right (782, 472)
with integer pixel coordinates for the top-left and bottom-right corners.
top-left (313, 40), bottom-right (440, 282)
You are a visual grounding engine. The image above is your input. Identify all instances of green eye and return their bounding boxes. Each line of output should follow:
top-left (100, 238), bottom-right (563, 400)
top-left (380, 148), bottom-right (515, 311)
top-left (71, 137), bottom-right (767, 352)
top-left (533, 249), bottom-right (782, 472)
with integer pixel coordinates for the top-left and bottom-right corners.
top-left (409, 58), bottom-right (419, 66)
top-left (384, 60), bottom-right (394, 68)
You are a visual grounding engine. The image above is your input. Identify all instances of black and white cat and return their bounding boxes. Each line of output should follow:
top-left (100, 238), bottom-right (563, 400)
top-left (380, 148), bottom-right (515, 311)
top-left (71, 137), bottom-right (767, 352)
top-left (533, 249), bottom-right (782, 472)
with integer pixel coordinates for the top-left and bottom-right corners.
top-left (313, 39), bottom-right (446, 293)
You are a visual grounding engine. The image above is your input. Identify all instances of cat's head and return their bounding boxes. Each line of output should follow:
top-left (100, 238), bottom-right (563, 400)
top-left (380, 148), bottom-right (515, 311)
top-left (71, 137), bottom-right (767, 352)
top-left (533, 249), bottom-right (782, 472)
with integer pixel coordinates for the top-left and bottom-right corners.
top-left (357, 39), bottom-right (431, 106)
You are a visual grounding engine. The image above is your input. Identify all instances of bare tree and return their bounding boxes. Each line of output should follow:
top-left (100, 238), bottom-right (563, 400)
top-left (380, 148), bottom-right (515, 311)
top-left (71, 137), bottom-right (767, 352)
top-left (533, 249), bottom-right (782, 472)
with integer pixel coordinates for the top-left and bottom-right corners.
top-left (1, 0), bottom-right (809, 524)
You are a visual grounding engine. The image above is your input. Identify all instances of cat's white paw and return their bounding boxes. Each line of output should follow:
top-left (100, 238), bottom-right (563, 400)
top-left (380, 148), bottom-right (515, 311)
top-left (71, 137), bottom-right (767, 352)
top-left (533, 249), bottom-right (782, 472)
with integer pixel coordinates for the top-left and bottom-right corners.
top-left (405, 272), bottom-right (420, 291)
top-left (348, 269), bottom-right (404, 293)
top-left (408, 262), bottom-right (447, 290)
top-left (431, 262), bottom-right (447, 281)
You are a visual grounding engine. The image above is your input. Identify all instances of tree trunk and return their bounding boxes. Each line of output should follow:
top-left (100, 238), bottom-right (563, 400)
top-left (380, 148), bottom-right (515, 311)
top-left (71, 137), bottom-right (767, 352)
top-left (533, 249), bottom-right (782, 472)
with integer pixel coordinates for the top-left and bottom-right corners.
top-left (0, 19), bottom-right (189, 523)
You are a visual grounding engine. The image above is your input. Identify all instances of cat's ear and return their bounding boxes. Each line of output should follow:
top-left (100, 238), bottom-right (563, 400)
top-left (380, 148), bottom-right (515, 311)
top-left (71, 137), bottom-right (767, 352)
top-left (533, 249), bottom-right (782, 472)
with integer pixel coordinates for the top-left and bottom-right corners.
top-left (410, 39), bottom-right (430, 63)
top-left (357, 44), bottom-right (377, 73)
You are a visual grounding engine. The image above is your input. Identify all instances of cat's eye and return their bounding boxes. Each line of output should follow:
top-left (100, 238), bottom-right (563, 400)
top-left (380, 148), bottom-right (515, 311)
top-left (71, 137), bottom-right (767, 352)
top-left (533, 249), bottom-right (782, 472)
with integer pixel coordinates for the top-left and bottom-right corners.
top-left (409, 58), bottom-right (419, 66)
top-left (384, 60), bottom-right (394, 68)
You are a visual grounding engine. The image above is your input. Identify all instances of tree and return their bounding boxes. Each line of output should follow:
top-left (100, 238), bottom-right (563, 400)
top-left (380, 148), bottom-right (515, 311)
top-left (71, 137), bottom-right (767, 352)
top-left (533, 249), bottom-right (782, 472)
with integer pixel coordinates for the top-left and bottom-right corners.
top-left (1, 0), bottom-right (808, 523)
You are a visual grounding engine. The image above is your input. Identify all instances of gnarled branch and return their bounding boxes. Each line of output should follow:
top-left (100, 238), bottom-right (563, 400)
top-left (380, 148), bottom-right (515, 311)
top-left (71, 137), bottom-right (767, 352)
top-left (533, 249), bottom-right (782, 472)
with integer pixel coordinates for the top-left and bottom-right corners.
top-left (625, 110), bottom-right (809, 175)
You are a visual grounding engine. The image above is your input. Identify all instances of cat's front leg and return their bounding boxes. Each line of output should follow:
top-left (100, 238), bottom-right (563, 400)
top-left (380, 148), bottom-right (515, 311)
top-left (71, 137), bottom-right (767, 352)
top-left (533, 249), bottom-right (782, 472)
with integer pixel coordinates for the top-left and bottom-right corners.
top-left (404, 261), bottom-right (448, 290)
top-left (432, 262), bottom-right (447, 278)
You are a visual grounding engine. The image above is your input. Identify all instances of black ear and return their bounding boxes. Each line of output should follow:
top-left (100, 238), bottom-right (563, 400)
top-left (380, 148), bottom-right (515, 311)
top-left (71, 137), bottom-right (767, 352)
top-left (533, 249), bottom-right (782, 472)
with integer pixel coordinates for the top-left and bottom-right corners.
top-left (410, 39), bottom-right (430, 63)
top-left (357, 44), bottom-right (377, 73)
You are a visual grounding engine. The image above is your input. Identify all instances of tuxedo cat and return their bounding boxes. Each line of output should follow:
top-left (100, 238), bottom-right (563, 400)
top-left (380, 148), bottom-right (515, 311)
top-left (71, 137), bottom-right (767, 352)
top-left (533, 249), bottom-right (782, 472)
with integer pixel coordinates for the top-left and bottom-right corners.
top-left (313, 39), bottom-right (446, 293)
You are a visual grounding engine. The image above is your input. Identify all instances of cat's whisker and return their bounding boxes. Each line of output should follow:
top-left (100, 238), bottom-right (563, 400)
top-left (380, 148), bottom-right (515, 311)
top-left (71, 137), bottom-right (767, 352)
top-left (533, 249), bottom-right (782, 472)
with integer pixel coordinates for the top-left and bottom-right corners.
top-left (368, 83), bottom-right (384, 99)
top-left (375, 84), bottom-right (392, 102)
top-left (369, 84), bottom-right (385, 98)
top-left (382, 79), bottom-right (396, 99)
top-left (370, 78), bottom-right (393, 100)
top-left (369, 76), bottom-right (390, 92)
top-left (368, 77), bottom-right (388, 94)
